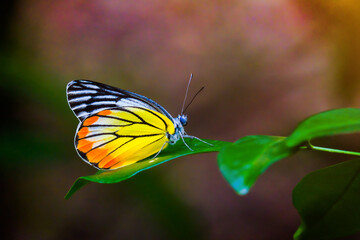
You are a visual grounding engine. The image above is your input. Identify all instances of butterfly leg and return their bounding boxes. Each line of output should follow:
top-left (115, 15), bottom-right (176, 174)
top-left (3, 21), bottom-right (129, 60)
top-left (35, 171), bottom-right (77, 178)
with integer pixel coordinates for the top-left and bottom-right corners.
top-left (152, 141), bottom-right (168, 159)
top-left (180, 133), bottom-right (194, 151)
top-left (183, 135), bottom-right (213, 146)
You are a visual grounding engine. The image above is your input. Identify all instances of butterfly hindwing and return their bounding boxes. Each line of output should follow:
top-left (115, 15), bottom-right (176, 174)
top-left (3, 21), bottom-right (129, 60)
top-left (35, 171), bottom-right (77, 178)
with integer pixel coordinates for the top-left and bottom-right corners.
top-left (67, 80), bottom-right (173, 122)
top-left (75, 107), bottom-right (175, 170)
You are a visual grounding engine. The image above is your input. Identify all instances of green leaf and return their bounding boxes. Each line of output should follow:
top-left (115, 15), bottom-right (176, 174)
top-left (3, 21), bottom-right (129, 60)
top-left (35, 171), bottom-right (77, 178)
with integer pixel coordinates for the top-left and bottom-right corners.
top-left (286, 108), bottom-right (360, 147)
top-left (217, 135), bottom-right (295, 195)
top-left (65, 138), bottom-right (230, 199)
top-left (293, 159), bottom-right (360, 240)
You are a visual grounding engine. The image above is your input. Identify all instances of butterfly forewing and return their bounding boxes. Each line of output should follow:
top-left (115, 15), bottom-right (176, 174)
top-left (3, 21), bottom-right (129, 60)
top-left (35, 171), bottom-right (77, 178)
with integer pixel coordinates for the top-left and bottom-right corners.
top-left (75, 107), bottom-right (175, 170)
top-left (67, 80), bottom-right (173, 122)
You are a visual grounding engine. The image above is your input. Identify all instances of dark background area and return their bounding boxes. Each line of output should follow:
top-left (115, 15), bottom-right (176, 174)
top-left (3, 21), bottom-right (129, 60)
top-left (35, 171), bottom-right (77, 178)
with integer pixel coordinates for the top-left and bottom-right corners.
top-left (2, 0), bottom-right (360, 239)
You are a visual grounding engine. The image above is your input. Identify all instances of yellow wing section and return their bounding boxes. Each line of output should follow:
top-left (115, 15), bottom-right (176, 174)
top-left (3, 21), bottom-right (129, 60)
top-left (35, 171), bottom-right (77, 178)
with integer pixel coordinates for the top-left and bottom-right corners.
top-left (75, 107), bottom-right (175, 170)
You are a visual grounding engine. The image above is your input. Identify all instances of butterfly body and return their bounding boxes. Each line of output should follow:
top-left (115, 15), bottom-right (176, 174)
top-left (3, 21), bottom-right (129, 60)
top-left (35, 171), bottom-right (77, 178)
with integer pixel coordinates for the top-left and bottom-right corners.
top-left (67, 79), bottom-right (194, 170)
top-left (168, 115), bottom-right (187, 144)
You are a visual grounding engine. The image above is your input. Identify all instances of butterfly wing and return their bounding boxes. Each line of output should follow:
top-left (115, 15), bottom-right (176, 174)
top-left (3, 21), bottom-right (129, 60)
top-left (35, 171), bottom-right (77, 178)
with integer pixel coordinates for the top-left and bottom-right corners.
top-left (75, 107), bottom-right (175, 170)
top-left (67, 79), bottom-right (174, 122)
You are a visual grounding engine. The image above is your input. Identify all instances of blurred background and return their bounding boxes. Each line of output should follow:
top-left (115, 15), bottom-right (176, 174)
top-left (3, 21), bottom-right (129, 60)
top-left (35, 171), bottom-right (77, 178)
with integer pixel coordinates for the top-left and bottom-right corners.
top-left (2, 0), bottom-right (360, 239)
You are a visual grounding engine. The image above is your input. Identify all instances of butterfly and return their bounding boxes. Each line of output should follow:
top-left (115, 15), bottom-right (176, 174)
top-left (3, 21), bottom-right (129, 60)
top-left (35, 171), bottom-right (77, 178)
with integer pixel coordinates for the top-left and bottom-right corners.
top-left (66, 76), bottom-right (209, 170)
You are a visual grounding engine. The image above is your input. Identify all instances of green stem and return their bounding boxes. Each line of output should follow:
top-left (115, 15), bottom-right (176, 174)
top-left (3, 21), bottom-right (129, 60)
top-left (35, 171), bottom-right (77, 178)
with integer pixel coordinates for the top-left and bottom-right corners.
top-left (306, 141), bottom-right (360, 157)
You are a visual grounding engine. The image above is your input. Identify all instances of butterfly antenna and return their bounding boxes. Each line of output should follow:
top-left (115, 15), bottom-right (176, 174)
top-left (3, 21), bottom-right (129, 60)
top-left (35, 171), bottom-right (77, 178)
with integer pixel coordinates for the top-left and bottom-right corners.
top-left (181, 73), bottom-right (193, 114)
top-left (183, 86), bottom-right (205, 114)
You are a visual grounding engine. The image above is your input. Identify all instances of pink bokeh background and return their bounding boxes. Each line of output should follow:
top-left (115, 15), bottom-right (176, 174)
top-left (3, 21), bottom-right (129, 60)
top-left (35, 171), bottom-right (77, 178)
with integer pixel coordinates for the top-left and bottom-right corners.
top-left (3, 0), bottom-right (360, 239)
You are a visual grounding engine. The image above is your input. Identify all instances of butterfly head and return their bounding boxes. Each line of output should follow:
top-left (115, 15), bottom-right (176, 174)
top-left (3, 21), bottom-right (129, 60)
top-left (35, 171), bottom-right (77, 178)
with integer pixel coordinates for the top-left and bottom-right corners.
top-left (179, 114), bottom-right (188, 126)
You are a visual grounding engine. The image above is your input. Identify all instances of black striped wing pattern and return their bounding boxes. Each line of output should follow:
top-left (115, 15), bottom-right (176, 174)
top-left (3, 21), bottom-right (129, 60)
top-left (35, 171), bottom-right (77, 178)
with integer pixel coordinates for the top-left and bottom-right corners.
top-left (66, 80), bottom-right (176, 170)
top-left (67, 79), bottom-right (173, 122)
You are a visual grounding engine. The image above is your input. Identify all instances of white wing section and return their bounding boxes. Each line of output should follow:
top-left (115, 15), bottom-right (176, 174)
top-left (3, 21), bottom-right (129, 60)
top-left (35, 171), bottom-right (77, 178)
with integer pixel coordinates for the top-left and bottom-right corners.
top-left (66, 79), bottom-right (173, 122)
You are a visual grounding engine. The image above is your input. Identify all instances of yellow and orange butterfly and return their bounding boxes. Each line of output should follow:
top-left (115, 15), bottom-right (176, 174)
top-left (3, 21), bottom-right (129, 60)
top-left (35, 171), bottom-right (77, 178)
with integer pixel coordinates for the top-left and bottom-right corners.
top-left (67, 78), bottom-right (209, 170)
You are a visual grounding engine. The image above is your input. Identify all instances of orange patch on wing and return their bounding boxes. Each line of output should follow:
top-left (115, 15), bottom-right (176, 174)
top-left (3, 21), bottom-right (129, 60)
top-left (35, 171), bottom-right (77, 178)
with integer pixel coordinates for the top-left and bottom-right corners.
top-left (77, 127), bottom-right (89, 139)
top-left (98, 154), bottom-right (119, 169)
top-left (87, 148), bottom-right (108, 163)
top-left (102, 159), bottom-right (120, 169)
top-left (83, 116), bottom-right (99, 126)
top-left (77, 139), bottom-right (94, 153)
top-left (98, 109), bottom-right (112, 116)
top-left (109, 161), bottom-right (130, 169)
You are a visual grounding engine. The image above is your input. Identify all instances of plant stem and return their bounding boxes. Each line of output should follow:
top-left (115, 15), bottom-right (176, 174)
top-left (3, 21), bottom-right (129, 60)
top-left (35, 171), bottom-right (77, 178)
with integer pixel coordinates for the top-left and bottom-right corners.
top-left (307, 141), bottom-right (360, 156)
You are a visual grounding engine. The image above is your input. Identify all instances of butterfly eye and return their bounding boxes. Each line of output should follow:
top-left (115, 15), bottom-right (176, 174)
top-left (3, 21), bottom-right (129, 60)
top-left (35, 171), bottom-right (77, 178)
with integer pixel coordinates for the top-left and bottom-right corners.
top-left (180, 115), bottom-right (188, 126)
